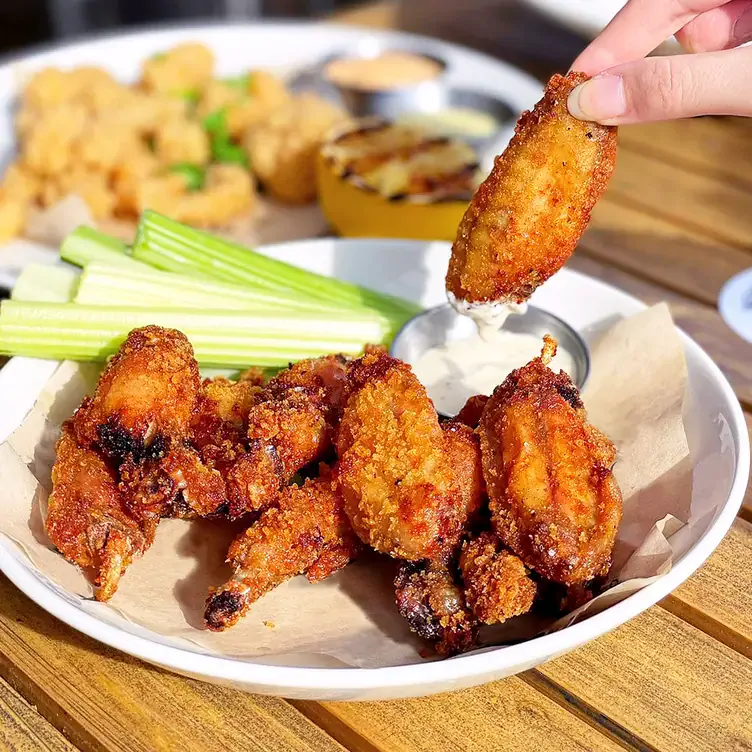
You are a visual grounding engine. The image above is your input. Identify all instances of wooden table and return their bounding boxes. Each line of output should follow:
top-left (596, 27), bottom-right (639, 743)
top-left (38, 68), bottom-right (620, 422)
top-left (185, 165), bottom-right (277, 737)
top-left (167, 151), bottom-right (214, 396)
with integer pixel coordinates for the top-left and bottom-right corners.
top-left (3, 4), bottom-right (752, 751)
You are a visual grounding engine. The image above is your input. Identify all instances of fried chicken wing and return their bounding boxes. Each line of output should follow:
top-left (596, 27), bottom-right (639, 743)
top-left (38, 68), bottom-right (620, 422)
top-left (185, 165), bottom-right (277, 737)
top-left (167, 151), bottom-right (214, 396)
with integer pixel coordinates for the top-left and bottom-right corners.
top-left (337, 351), bottom-right (467, 561)
top-left (442, 420), bottom-right (485, 524)
top-left (74, 326), bottom-right (200, 461)
top-left (121, 444), bottom-right (228, 523)
top-left (446, 72), bottom-right (617, 305)
top-left (46, 424), bottom-right (153, 601)
top-left (455, 394), bottom-right (489, 429)
top-left (479, 336), bottom-right (622, 583)
top-left (394, 561), bottom-right (477, 656)
top-left (225, 355), bottom-right (349, 517)
top-left (204, 469), bottom-right (361, 631)
top-left (459, 532), bottom-right (536, 624)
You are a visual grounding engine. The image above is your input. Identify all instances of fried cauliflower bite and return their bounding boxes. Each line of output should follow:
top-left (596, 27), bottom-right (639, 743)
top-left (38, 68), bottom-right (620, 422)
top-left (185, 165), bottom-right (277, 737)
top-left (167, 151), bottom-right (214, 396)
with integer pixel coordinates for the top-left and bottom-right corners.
top-left (154, 118), bottom-right (211, 166)
top-left (245, 94), bottom-right (349, 204)
top-left (459, 532), bottom-right (536, 624)
top-left (1, 162), bottom-right (42, 203)
top-left (56, 167), bottom-right (116, 220)
top-left (112, 146), bottom-right (162, 217)
top-left (336, 351), bottom-right (468, 562)
top-left (479, 336), bottom-right (622, 584)
top-left (121, 444), bottom-right (228, 523)
top-left (198, 70), bottom-right (290, 139)
top-left (394, 561), bottom-right (477, 656)
top-left (74, 326), bottom-right (200, 462)
top-left (22, 104), bottom-right (89, 177)
top-left (204, 469), bottom-right (361, 631)
top-left (0, 195), bottom-right (28, 243)
top-left (446, 72), bottom-right (617, 305)
top-left (137, 165), bottom-right (254, 228)
top-left (225, 354), bottom-right (349, 517)
top-left (46, 424), bottom-right (154, 601)
top-left (77, 122), bottom-right (144, 174)
top-left (141, 43), bottom-right (214, 95)
top-left (22, 67), bottom-right (120, 111)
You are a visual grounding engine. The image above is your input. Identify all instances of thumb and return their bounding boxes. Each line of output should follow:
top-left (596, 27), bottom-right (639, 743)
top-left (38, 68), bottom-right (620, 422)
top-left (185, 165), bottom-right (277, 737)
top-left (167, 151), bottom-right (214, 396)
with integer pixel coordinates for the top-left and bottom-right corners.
top-left (567, 47), bottom-right (752, 125)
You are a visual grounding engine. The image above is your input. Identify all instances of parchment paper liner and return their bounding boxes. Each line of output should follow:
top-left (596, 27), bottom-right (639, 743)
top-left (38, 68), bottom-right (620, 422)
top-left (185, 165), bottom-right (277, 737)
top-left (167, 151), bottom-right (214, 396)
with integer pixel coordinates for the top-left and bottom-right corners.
top-left (0, 303), bottom-right (692, 668)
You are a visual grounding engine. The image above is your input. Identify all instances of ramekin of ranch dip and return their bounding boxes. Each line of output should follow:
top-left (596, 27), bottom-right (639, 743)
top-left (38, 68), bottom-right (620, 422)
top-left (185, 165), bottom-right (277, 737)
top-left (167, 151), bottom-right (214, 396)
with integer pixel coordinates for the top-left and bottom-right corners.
top-left (390, 303), bottom-right (589, 417)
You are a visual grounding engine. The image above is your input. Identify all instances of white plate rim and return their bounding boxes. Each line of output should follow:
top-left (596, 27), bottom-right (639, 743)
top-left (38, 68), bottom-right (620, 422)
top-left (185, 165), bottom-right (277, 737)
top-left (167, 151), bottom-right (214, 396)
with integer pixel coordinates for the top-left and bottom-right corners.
top-left (0, 237), bottom-right (748, 694)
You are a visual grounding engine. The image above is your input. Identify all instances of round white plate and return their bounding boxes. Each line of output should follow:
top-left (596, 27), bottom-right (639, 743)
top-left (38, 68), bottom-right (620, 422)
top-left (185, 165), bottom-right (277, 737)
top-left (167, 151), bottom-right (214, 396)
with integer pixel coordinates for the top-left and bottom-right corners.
top-left (522, 0), bottom-right (680, 51)
top-left (0, 237), bottom-right (748, 700)
top-left (0, 22), bottom-right (543, 290)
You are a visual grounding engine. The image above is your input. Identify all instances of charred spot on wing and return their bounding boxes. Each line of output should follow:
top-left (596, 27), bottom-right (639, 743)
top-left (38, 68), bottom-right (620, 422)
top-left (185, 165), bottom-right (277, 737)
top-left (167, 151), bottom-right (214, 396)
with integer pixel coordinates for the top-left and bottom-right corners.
top-left (97, 419), bottom-right (170, 462)
top-left (556, 382), bottom-right (583, 409)
top-left (204, 590), bottom-right (243, 630)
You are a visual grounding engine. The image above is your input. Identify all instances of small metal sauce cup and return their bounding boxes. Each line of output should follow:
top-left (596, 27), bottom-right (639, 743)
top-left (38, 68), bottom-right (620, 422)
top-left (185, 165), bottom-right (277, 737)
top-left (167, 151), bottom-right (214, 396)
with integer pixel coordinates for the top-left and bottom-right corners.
top-left (390, 303), bottom-right (590, 417)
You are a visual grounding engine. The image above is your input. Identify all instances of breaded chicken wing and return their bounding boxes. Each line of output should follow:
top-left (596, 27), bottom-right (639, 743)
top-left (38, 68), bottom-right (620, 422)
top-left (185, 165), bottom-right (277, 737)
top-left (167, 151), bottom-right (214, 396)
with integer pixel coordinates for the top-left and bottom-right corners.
top-left (442, 420), bottom-right (485, 524)
top-left (459, 532), bottom-right (536, 624)
top-left (446, 72), bottom-right (617, 305)
top-left (74, 326), bottom-right (200, 461)
top-left (337, 351), bottom-right (467, 561)
top-left (204, 468), bottom-right (360, 630)
top-left (225, 355), bottom-right (349, 517)
top-left (121, 444), bottom-right (228, 523)
top-left (394, 561), bottom-right (477, 656)
top-left (454, 394), bottom-right (489, 429)
top-left (46, 424), bottom-right (153, 601)
top-left (479, 336), bottom-right (622, 583)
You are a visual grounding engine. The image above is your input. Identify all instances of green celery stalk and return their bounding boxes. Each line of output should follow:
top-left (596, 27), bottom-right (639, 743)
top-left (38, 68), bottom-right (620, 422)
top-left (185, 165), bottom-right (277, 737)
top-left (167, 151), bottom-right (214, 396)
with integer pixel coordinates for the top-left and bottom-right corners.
top-left (61, 227), bottom-right (148, 271)
top-left (0, 301), bottom-right (388, 367)
top-left (12, 264), bottom-right (79, 303)
top-left (75, 263), bottom-right (357, 315)
top-left (133, 211), bottom-right (421, 319)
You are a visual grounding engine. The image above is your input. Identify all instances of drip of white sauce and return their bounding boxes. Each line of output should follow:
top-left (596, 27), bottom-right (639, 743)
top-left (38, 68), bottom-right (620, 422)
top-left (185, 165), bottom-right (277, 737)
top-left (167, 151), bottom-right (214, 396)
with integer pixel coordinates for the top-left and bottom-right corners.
top-left (414, 295), bottom-right (575, 416)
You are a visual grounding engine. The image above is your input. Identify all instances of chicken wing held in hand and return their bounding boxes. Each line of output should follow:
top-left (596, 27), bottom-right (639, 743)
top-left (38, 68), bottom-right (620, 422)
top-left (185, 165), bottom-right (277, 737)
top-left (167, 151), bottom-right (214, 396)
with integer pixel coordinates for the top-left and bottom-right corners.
top-left (446, 72), bottom-right (617, 305)
top-left (337, 351), bottom-right (468, 562)
top-left (204, 468), bottom-right (361, 631)
top-left (74, 326), bottom-right (200, 461)
top-left (46, 424), bottom-right (153, 601)
top-left (479, 336), bottom-right (622, 584)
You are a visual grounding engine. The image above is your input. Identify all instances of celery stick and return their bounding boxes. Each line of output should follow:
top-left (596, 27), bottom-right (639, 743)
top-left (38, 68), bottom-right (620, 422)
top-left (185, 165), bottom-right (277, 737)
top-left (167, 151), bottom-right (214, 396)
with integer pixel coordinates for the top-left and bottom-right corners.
top-left (61, 226), bottom-right (148, 271)
top-left (0, 301), bottom-right (387, 367)
top-left (12, 264), bottom-right (79, 303)
top-left (75, 263), bottom-right (354, 314)
top-left (133, 211), bottom-right (421, 318)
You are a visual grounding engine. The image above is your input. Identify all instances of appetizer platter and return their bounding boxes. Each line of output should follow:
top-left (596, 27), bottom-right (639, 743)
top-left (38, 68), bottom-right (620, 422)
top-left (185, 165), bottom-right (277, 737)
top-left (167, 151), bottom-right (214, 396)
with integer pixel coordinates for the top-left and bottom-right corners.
top-left (0, 23), bottom-right (542, 288)
top-left (0, 70), bottom-right (747, 700)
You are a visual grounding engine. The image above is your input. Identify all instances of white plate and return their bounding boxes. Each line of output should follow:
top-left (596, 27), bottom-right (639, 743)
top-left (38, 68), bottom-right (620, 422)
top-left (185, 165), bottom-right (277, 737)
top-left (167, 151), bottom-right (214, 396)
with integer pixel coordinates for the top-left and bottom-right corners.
top-left (522, 0), bottom-right (681, 51)
top-left (0, 237), bottom-right (748, 700)
top-left (0, 22), bottom-right (543, 289)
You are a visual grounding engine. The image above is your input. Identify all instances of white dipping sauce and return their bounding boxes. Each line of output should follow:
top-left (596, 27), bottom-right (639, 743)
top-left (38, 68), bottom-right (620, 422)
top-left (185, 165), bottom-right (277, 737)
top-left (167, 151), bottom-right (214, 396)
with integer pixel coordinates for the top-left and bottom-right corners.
top-left (415, 299), bottom-right (576, 416)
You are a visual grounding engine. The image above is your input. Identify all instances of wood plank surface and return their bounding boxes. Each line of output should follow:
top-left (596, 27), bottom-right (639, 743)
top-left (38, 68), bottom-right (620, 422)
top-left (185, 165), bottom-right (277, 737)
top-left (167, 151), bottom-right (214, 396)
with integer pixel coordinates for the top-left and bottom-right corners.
top-left (537, 607), bottom-right (752, 752)
top-left (0, 676), bottom-right (77, 752)
top-left (299, 677), bottom-right (623, 752)
top-left (663, 519), bottom-right (752, 658)
top-left (0, 577), bottom-right (345, 752)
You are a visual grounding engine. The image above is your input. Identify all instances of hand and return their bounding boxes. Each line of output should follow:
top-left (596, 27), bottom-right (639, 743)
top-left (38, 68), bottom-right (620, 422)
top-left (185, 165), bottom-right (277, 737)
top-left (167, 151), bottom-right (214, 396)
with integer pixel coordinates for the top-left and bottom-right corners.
top-left (567, 0), bottom-right (752, 124)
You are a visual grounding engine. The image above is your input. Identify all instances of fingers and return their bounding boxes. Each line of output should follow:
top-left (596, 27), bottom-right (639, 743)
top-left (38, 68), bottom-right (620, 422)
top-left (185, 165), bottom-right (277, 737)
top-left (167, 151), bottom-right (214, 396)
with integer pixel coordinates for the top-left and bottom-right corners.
top-left (568, 47), bottom-right (752, 124)
top-left (676, 0), bottom-right (752, 51)
top-left (572, 0), bottom-right (730, 74)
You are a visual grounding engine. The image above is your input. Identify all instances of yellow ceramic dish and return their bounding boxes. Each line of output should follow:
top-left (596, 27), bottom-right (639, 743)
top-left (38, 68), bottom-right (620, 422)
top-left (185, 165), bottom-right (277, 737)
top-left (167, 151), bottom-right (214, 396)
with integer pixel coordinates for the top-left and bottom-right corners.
top-left (316, 119), bottom-right (477, 240)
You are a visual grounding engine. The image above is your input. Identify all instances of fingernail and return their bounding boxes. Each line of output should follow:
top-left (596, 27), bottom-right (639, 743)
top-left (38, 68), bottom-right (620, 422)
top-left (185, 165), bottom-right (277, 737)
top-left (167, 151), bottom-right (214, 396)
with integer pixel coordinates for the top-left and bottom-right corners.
top-left (732, 7), bottom-right (752, 43)
top-left (568, 75), bottom-right (627, 123)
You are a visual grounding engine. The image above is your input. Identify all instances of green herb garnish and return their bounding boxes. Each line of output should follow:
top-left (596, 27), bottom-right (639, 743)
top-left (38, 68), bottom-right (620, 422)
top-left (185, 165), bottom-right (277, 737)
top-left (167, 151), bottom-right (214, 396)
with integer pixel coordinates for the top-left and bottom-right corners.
top-left (168, 163), bottom-right (206, 192)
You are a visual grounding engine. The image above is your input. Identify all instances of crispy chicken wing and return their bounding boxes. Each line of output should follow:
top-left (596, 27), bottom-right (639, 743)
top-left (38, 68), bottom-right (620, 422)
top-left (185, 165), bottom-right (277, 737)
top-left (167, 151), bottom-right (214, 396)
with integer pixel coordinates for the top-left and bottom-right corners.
top-left (446, 72), bottom-right (617, 305)
top-left (337, 351), bottom-right (469, 562)
top-left (46, 424), bottom-right (153, 601)
top-left (394, 561), bottom-right (477, 656)
top-left (458, 532), bottom-right (536, 624)
top-left (442, 420), bottom-right (485, 524)
top-left (74, 326), bottom-right (200, 461)
top-left (204, 468), bottom-right (361, 630)
top-left (121, 444), bottom-right (228, 523)
top-left (454, 394), bottom-right (489, 429)
top-left (225, 355), bottom-right (349, 517)
top-left (479, 336), bottom-right (622, 583)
